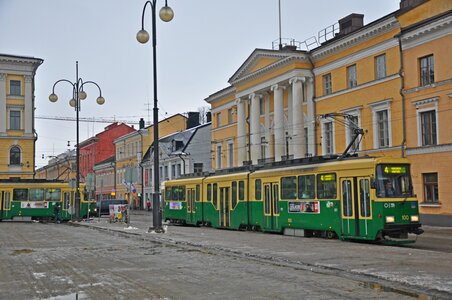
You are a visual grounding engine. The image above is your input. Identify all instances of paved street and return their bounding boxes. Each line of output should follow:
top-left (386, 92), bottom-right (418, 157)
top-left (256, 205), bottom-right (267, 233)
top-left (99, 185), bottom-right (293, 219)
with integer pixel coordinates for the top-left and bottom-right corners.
top-left (1, 212), bottom-right (451, 299)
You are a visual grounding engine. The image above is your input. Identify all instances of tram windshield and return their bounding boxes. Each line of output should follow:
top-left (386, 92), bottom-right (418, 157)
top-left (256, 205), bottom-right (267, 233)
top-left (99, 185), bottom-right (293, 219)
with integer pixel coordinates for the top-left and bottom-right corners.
top-left (376, 164), bottom-right (413, 198)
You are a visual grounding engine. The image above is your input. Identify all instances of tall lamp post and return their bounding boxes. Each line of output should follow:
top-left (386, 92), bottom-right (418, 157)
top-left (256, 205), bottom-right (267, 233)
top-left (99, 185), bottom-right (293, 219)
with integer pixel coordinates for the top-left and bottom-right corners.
top-left (49, 61), bottom-right (105, 220)
top-left (137, 0), bottom-right (174, 233)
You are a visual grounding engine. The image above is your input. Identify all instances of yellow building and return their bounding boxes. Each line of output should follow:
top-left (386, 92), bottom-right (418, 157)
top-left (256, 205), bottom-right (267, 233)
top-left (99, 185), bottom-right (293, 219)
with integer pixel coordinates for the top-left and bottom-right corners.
top-left (114, 114), bottom-right (187, 209)
top-left (0, 54), bottom-right (43, 179)
top-left (205, 0), bottom-right (452, 225)
top-left (399, 1), bottom-right (452, 225)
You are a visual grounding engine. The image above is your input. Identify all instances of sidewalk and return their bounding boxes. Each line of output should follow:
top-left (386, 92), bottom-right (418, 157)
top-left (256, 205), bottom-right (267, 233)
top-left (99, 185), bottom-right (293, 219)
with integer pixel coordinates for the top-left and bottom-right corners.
top-left (72, 212), bottom-right (452, 299)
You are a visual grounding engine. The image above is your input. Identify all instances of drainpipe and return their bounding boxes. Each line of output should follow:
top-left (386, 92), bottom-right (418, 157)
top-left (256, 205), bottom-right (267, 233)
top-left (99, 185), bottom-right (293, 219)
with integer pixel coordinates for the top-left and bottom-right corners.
top-left (398, 34), bottom-right (407, 158)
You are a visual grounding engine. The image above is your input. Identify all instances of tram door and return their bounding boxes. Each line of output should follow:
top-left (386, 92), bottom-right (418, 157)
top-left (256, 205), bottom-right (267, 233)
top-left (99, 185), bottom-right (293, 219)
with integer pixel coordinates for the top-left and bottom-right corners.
top-left (219, 187), bottom-right (230, 227)
top-left (0, 190), bottom-right (11, 220)
top-left (340, 177), bottom-right (372, 238)
top-left (186, 188), bottom-right (196, 224)
top-left (263, 183), bottom-right (280, 231)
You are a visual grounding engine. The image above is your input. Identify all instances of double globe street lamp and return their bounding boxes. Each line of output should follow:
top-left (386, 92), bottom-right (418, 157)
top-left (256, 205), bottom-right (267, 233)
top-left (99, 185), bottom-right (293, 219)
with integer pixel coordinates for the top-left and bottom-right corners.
top-left (49, 61), bottom-right (105, 220)
top-left (137, 0), bottom-right (174, 233)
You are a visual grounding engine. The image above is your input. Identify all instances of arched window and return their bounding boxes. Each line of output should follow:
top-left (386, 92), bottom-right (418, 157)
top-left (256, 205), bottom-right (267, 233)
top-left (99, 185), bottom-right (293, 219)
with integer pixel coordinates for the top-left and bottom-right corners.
top-left (10, 146), bottom-right (21, 165)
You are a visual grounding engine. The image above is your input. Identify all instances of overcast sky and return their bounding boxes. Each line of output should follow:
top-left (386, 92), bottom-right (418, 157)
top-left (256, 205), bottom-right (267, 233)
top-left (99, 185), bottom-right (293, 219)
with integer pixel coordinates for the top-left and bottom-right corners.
top-left (0, 0), bottom-right (400, 168)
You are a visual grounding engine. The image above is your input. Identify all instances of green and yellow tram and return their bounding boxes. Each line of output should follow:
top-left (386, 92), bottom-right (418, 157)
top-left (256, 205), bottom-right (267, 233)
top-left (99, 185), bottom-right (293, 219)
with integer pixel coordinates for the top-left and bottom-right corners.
top-left (163, 156), bottom-right (423, 243)
top-left (0, 179), bottom-right (96, 221)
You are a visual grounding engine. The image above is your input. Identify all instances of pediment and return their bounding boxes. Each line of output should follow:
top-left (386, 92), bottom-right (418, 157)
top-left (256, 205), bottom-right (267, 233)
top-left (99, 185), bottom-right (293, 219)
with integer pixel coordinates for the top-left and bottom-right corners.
top-left (228, 48), bottom-right (308, 84)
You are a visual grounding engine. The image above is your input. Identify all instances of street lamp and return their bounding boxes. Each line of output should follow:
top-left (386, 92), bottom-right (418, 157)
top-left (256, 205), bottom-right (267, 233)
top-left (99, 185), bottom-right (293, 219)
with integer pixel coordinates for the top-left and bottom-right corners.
top-left (49, 61), bottom-right (105, 220)
top-left (137, 0), bottom-right (174, 233)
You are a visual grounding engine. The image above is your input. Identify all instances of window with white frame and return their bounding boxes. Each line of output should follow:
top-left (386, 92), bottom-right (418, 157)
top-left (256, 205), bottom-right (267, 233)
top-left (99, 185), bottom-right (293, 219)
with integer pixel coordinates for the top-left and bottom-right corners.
top-left (371, 101), bottom-right (392, 149)
top-left (346, 114), bottom-right (360, 152)
top-left (228, 108), bottom-right (233, 124)
top-left (9, 80), bottom-right (21, 96)
top-left (419, 54), bottom-right (434, 86)
top-left (423, 173), bottom-right (438, 203)
top-left (377, 110), bottom-right (389, 148)
top-left (322, 120), bottom-right (334, 155)
top-left (259, 97), bottom-right (265, 115)
top-left (323, 73), bottom-right (332, 95)
top-left (227, 141), bottom-right (234, 168)
top-left (347, 64), bottom-right (357, 88)
top-left (216, 144), bottom-right (222, 169)
top-left (420, 110), bottom-right (437, 146)
top-left (375, 54), bottom-right (386, 80)
top-left (9, 110), bottom-right (21, 130)
top-left (9, 146), bottom-right (21, 165)
top-left (216, 112), bottom-right (221, 128)
top-left (260, 137), bottom-right (267, 160)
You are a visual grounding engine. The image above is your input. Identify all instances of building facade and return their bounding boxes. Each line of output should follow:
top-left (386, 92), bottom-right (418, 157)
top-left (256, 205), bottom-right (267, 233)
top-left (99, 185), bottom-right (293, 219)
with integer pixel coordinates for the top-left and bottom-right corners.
top-left (113, 114), bottom-right (188, 209)
top-left (142, 121), bottom-right (212, 206)
top-left (204, 0), bottom-right (452, 225)
top-left (35, 150), bottom-right (76, 181)
top-left (0, 54), bottom-right (43, 179)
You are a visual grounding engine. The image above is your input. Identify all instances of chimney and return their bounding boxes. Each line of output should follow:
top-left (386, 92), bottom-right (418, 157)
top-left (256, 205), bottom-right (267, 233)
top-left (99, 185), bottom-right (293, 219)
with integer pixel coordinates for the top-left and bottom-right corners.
top-left (399, 0), bottom-right (425, 10)
top-left (139, 118), bottom-right (145, 129)
top-left (206, 111), bottom-right (212, 123)
top-left (187, 112), bottom-right (200, 129)
top-left (338, 13), bottom-right (364, 36)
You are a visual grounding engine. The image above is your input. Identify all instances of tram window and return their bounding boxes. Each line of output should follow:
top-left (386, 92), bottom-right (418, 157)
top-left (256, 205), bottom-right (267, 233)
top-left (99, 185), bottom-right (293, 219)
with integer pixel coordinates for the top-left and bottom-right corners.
top-left (13, 188), bottom-right (28, 201)
top-left (239, 180), bottom-right (245, 201)
top-left (165, 187), bottom-right (172, 200)
top-left (196, 185), bottom-right (200, 201)
top-left (232, 181), bottom-right (237, 209)
top-left (180, 186), bottom-right (186, 201)
top-left (255, 179), bottom-right (262, 200)
top-left (264, 185), bottom-right (271, 215)
top-left (298, 175), bottom-right (315, 199)
top-left (317, 173), bottom-right (337, 199)
top-left (29, 188), bottom-right (45, 201)
top-left (207, 184), bottom-right (212, 202)
top-left (360, 179), bottom-right (371, 217)
top-left (172, 187), bottom-right (179, 200)
top-left (213, 183), bottom-right (218, 209)
top-left (376, 164), bottom-right (413, 198)
top-left (45, 189), bottom-right (61, 201)
top-left (274, 185), bottom-right (280, 214)
top-left (342, 180), bottom-right (353, 217)
top-left (281, 176), bottom-right (297, 199)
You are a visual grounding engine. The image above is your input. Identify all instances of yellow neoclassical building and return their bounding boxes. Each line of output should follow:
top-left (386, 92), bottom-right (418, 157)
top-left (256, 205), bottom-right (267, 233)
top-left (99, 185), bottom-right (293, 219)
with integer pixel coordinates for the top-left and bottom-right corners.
top-left (0, 54), bottom-right (43, 179)
top-left (205, 0), bottom-right (452, 225)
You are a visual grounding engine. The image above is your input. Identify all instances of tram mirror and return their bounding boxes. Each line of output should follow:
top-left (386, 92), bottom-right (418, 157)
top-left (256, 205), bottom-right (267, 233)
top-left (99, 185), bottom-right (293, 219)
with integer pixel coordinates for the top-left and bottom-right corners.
top-left (370, 176), bottom-right (376, 189)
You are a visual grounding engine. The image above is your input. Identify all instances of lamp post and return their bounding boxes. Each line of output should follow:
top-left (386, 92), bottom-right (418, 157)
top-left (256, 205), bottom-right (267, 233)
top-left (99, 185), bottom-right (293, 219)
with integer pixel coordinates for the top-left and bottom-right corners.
top-left (49, 61), bottom-right (105, 220)
top-left (137, 0), bottom-right (174, 233)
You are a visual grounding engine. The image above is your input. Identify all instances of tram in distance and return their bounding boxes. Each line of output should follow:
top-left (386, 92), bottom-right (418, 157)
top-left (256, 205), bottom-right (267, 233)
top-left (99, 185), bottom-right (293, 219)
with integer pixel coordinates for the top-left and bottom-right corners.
top-left (0, 178), bottom-right (96, 221)
top-left (163, 155), bottom-right (424, 243)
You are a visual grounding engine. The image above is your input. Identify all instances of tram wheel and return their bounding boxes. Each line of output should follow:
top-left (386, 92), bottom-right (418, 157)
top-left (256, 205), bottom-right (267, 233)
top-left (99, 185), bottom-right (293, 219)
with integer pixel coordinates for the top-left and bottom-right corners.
top-left (326, 231), bottom-right (336, 239)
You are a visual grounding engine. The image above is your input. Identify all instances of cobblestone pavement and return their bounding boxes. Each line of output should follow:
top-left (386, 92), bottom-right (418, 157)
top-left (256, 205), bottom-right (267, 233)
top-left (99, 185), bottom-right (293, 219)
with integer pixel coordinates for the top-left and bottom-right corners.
top-left (1, 212), bottom-right (451, 299)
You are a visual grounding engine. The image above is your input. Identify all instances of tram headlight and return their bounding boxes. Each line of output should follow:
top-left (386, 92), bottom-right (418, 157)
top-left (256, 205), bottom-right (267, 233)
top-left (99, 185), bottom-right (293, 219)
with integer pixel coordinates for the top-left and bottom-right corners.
top-left (385, 216), bottom-right (395, 223)
top-left (410, 215), bottom-right (419, 222)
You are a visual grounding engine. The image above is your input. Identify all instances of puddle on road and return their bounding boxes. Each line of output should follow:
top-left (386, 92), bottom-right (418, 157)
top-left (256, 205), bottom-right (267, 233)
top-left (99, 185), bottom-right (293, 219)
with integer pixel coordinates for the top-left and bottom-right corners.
top-left (359, 281), bottom-right (435, 299)
top-left (11, 249), bottom-right (34, 256)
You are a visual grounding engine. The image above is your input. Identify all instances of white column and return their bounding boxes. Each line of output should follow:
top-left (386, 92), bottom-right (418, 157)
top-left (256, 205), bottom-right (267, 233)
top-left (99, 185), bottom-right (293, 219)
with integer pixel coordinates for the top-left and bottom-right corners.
top-left (236, 98), bottom-right (246, 166)
top-left (287, 84), bottom-right (294, 155)
top-left (271, 84), bottom-right (285, 162)
top-left (306, 77), bottom-right (316, 156)
top-left (264, 93), bottom-right (271, 159)
top-left (24, 75), bottom-right (33, 135)
top-left (249, 93), bottom-right (261, 165)
top-left (0, 73), bottom-right (6, 135)
top-left (290, 77), bottom-right (306, 159)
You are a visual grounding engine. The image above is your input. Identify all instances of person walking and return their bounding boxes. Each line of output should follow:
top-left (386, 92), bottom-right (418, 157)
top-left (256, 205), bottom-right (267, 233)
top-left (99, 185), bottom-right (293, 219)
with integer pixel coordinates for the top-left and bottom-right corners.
top-left (54, 202), bottom-right (60, 223)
